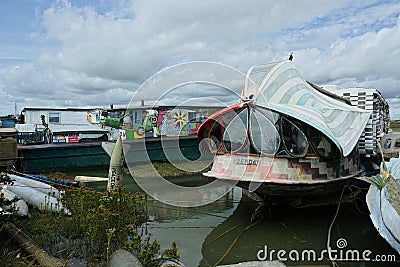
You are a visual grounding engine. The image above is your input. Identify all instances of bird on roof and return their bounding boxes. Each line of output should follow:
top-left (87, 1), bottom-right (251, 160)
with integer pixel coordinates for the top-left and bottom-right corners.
top-left (288, 52), bottom-right (293, 61)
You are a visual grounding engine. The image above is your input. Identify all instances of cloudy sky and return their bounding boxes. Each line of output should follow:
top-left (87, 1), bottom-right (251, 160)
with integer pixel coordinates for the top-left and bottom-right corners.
top-left (0, 0), bottom-right (399, 118)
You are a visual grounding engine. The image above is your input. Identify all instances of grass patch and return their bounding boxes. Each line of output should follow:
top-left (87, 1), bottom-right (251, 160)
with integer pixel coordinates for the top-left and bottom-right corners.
top-left (130, 161), bottom-right (212, 179)
top-left (390, 120), bottom-right (400, 132)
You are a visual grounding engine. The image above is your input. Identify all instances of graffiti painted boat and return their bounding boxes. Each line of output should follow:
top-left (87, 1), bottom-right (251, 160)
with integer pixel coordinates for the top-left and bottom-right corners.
top-left (101, 105), bottom-right (223, 164)
top-left (198, 60), bottom-right (373, 205)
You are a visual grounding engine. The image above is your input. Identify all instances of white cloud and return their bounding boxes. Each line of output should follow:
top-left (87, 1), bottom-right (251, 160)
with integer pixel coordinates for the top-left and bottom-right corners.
top-left (292, 12), bottom-right (400, 111)
top-left (387, 98), bottom-right (400, 120)
top-left (0, 0), bottom-right (399, 119)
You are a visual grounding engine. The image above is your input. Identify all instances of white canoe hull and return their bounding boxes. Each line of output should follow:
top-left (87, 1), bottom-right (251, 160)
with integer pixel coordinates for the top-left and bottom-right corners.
top-left (0, 188), bottom-right (29, 216)
top-left (7, 173), bottom-right (61, 198)
top-left (5, 182), bottom-right (70, 215)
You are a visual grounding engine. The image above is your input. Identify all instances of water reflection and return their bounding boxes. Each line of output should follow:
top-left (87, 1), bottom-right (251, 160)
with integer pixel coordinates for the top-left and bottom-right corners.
top-left (201, 196), bottom-right (398, 267)
top-left (64, 169), bottom-right (398, 267)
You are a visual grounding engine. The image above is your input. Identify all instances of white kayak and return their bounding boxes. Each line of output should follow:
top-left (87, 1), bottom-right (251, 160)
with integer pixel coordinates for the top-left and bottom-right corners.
top-left (5, 182), bottom-right (70, 215)
top-left (7, 173), bottom-right (61, 198)
top-left (75, 176), bottom-right (109, 182)
top-left (0, 187), bottom-right (29, 216)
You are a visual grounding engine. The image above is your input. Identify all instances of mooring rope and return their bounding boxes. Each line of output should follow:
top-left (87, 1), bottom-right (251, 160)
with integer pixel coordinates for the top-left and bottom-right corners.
top-left (208, 223), bottom-right (243, 244)
top-left (326, 185), bottom-right (347, 267)
top-left (213, 218), bottom-right (262, 267)
top-left (348, 184), bottom-right (369, 216)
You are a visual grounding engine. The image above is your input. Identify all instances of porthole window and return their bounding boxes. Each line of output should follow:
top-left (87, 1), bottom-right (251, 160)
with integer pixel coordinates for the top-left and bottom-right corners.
top-left (222, 108), bottom-right (249, 152)
top-left (250, 108), bottom-right (280, 154)
top-left (281, 117), bottom-right (309, 157)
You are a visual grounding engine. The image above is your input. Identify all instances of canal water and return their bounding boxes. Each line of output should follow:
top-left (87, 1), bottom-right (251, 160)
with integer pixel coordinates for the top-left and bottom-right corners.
top-left (65, 167), bottom-right (399, 267)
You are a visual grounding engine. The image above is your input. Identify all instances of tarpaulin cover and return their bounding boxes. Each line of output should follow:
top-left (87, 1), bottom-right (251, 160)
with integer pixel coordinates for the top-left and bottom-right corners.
top-left (242, 61), bottom-right (371, 157)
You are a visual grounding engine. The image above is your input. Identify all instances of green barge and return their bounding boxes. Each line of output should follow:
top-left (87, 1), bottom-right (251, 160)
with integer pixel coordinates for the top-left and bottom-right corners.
top-left (18, 135), bottom-right (203, 172)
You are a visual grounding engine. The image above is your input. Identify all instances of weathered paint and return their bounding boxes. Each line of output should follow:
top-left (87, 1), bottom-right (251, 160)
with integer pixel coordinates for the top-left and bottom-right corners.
top-left (204, 152), bottom-right (360, 183)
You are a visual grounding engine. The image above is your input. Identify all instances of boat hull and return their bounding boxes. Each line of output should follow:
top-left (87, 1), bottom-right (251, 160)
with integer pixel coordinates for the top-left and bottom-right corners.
top-left (123, 135), bottom-right (206, 164)
top-left (367, 184), bottom-right (400, 254)
top-left (366, 157), bottom-right (400, 254)
top-left (18, 135), bottom-right (204, 172)
top-left (18, 142), bottom-right (110, 172)
top-left (203, 153), bottom-right (362, 205)
top-left (236, 175), bottom-right (356, 198)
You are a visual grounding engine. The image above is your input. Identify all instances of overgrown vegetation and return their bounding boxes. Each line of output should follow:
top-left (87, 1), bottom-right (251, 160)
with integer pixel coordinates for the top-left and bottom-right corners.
top-left (1, 173), bottom-right (180, 266)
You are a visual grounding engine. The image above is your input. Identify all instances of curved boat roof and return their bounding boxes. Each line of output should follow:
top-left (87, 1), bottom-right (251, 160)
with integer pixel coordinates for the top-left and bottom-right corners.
top-left (241, 60), bottom-right (371, 157)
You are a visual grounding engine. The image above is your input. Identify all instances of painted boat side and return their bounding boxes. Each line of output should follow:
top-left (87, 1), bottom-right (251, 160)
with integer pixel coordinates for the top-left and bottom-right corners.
top-left (203, 153), bottom-right (361, 201)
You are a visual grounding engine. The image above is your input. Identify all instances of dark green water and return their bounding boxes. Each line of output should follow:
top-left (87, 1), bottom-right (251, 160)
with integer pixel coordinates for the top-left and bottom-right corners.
top-left (64, 168), bottom-right (399, 267)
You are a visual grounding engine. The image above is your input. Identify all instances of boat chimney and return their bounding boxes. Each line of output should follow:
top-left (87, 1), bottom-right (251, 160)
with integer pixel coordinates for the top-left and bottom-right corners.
top-left (141, 100), bottom-right (144, 106)
top-left (110, 104), bottom-right (114, 110)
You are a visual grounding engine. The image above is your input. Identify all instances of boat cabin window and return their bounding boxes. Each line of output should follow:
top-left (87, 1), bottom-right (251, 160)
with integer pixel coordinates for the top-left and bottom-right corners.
top-left (306, 126), bottom-right (337, 159)
top-left (210, 104), bottom-right (339, 159)
top-left (201, 118), bottom-right (223, 153)
top-left (200, 106), bottom-right (247, 153)
top-left (222, 108), bottom-right (249, 153)
top-left (280, 117), bottom-right (308, 157)
top-left (250, 108), bottom-right (280, 154)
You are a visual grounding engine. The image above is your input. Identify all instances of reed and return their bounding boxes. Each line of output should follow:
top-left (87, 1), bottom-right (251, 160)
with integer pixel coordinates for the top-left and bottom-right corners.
top-left (1, 183), bottom-right (180, 266)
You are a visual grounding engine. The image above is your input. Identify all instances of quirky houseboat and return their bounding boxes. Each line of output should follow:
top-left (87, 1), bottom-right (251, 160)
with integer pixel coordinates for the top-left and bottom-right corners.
top-left (198, 60), bottom-right (391, 205)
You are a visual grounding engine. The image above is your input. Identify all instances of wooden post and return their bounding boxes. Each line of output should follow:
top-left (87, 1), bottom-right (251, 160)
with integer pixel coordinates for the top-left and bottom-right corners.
top-left (0, 221), bottom-right (64, 267)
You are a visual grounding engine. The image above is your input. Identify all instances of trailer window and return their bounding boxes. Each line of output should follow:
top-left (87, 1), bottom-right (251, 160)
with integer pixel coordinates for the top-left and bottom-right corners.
top-left (48, 112), bottom-right (60, 124)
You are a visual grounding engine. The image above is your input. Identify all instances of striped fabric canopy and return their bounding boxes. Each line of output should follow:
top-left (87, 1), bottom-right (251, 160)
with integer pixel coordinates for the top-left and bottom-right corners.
top-left (242, 60), bottom-right (371, 157)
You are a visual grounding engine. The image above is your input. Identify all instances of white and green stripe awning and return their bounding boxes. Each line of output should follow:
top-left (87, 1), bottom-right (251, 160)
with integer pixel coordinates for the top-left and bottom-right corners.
top-left (243, 60), bottom-right (371, 157)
